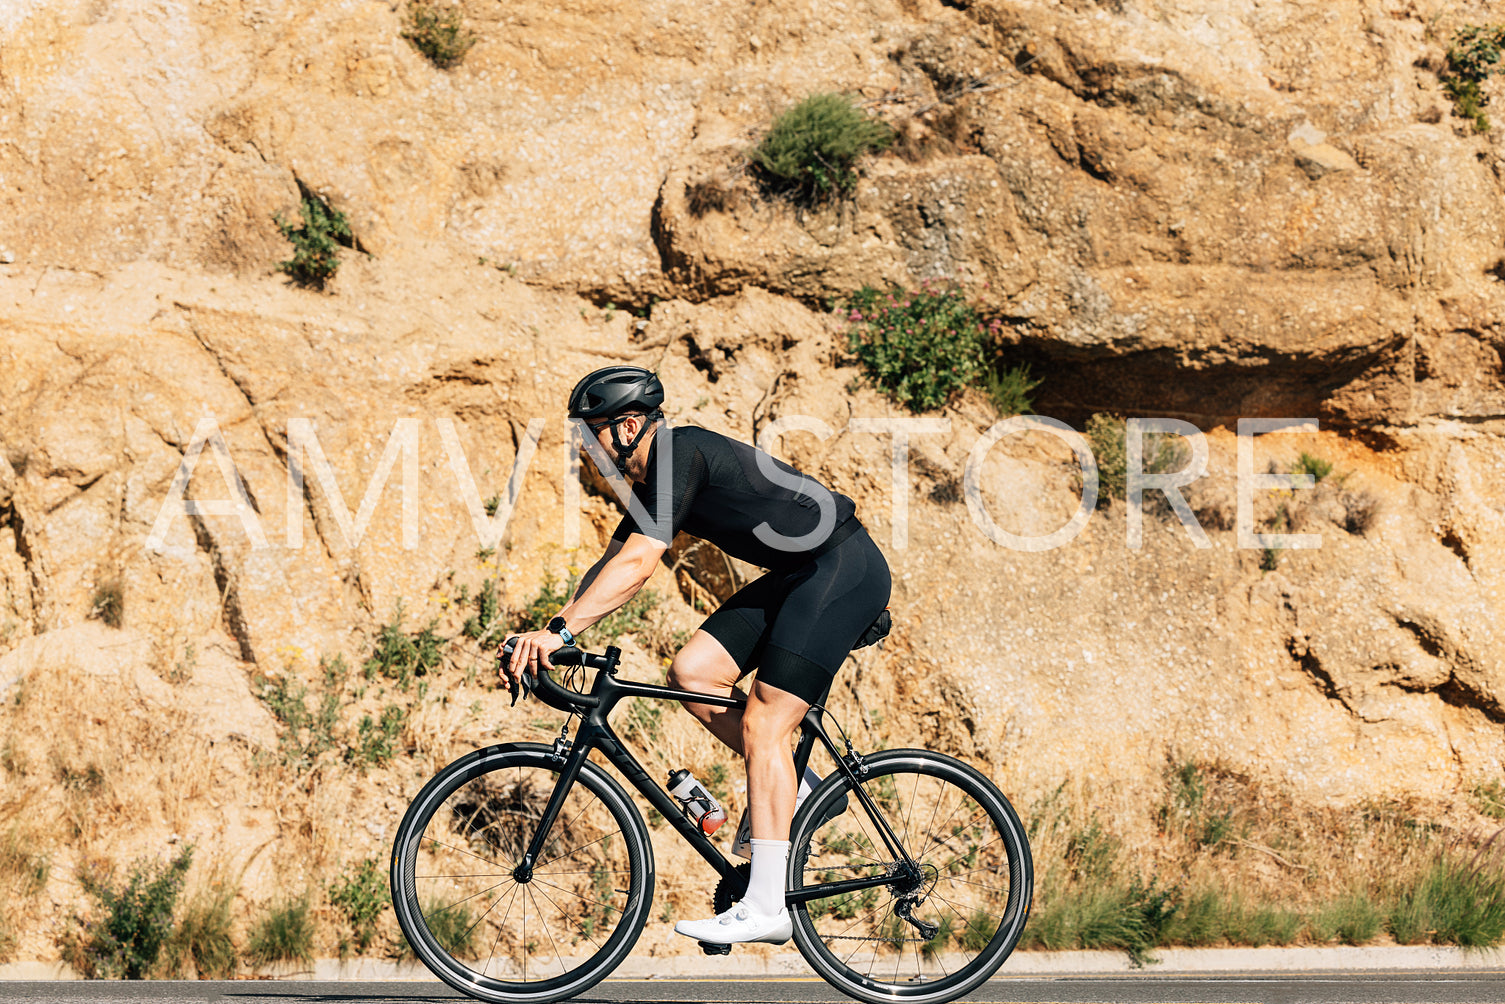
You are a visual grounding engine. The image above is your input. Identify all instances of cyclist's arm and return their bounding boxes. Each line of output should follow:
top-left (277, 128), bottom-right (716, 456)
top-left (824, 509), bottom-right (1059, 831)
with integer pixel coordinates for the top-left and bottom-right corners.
top-left (557, 532), bottom-right (666, 635)
top-left (571, 538), bottom-right (623, 600)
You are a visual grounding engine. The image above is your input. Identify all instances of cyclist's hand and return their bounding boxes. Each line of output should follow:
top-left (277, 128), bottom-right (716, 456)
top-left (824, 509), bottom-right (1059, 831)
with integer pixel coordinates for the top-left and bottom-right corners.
top-left (498, 628), bottom-right (564, 696)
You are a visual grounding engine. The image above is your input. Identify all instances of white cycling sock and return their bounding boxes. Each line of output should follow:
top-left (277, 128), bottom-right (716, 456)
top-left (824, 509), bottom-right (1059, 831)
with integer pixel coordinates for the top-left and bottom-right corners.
top-left (796, 765), bottom-right (822, 802)
top-left (744, 838), bottom-right (790, 917)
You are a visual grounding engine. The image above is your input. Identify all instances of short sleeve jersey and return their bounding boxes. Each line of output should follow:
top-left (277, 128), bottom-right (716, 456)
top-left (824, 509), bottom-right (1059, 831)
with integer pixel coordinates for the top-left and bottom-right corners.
top-left (610, 425), bottom-right (857, 570)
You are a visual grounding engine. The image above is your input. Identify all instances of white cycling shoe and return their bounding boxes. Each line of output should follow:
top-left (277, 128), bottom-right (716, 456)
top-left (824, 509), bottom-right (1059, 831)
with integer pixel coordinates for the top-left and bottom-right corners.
top-left (674, 901), bottom-right (793, 945)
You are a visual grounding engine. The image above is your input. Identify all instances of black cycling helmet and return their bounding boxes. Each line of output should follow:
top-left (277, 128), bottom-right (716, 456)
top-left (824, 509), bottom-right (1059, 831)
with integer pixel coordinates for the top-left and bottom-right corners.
top-left (567, 366), bottom-right (665, 420)
top-left (568, 366), bottom-right (665, 475)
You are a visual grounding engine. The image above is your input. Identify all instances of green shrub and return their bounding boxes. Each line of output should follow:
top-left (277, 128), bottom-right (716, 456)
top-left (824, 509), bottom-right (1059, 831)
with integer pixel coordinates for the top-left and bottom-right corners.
top-left (461, 578), bottom-right (506, 647)
top-left (1387, 848), bottom-right (1505, 946)
top-left (982, 363), bottom-right (1040, 417)
top-left (402, 0), bottom-right (476, 70)
top-left (364, 608), bottom-right (443, 689)
top-left (67, 846), bottom-right (194, 979)
top-left (275, 186), bottom-right (353, 288)
top-left (753, 93), bottom-right (892, 204)
top-left (845, 282), bottom-right (993, 411)
top-left (349, 704), bottom-right (408, 769)
top-left (245, 898), bottom-right (314, 968)
top-left (1083, 413), bottom-right (1192, 506)
top-left (1159, 887), bottom-right (1299, 947)
top-left (254, 671), bottom-right (340, 771)
top-left (1021, 876), bottom-right (1175, 966)
top-left (956, 908), bottom-right (997, 952)
top-left (329, 859), bottom-right (388, 954)
top-left (420, 900), bottom-right (476, 957)
top-left (1309, 891), bottom-right (1382, 945)
top-left (161, 884), bottom-right (236, 979)
top-left (1444, 25), bottom-right (1505, 132)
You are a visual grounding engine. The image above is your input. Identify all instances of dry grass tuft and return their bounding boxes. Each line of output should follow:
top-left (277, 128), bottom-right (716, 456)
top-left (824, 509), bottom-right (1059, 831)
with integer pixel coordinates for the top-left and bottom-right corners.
top-left (1019, 759), bottom-right (1505, 961)
top-left (686, 177), bottom-right (736, 217)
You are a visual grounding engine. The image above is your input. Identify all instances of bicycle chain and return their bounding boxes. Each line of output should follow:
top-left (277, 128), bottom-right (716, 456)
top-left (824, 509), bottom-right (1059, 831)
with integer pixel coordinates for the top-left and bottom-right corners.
top-left (817, 934), bottom-right (935, 944)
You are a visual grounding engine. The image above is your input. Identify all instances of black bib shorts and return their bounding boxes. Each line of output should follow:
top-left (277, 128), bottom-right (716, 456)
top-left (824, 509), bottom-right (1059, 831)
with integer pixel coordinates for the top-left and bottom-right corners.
top-left (699, 525), bottom-right (891, 706)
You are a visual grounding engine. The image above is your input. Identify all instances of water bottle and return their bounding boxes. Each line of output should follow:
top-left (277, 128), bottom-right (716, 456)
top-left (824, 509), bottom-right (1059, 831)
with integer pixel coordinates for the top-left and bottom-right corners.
top-left (667, 768), bottom-right (728, 834)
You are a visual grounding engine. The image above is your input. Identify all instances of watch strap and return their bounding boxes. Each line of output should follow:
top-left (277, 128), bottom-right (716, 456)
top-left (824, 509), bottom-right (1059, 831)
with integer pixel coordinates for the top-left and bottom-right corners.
top-left (547, 616), bottom-right (575, 646)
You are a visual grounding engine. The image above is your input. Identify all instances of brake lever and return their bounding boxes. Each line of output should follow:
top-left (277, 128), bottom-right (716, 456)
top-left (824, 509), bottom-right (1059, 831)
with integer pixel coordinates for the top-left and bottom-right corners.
top-left (500, 637), bottom-right (532, 707)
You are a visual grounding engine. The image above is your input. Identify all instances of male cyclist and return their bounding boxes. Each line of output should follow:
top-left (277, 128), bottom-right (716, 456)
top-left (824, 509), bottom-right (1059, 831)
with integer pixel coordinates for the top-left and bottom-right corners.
top-left (501, 365), bottom-right (891, 946)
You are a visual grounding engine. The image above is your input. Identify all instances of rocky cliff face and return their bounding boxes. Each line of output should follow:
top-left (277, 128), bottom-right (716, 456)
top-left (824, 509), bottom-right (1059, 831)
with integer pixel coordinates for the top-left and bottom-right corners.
top-left (1, 0), bottom-right (1503, 965)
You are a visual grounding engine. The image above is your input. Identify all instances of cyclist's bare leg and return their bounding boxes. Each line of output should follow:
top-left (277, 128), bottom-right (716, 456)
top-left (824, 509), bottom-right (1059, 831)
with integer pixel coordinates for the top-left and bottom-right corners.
top-left (667, 630), bottom-right (746, 754)
top-left (742, 679), bottom-right (808, 840)
top-left (670, 634), bottom-right (808, 838)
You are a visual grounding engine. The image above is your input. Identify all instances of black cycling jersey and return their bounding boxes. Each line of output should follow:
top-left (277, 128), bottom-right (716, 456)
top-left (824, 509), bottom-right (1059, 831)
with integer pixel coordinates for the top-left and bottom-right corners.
top-left (609, 423), bottom-right (888, 706)
top-left (610, 425), bottom-right (858, 569)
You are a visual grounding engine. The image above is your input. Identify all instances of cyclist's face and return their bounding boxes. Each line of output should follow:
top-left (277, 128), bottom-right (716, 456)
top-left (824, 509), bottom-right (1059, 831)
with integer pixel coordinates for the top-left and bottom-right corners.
top-left (581, 414), bottom-right (650, 478)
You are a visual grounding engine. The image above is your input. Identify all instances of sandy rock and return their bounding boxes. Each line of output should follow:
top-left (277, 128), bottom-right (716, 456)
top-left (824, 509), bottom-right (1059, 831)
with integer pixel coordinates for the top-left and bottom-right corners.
top-left (0, 621), bottom-right (277, 746)
top-left (1290, 140), bottom-right (1361, 180)
top-left (2, 0), bottom-right (1505, 965)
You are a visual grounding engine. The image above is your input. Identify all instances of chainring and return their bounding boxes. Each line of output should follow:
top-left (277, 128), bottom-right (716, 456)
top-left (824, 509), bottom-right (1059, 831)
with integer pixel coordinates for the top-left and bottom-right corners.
top-left (712, 862), bottom-right (752, 913)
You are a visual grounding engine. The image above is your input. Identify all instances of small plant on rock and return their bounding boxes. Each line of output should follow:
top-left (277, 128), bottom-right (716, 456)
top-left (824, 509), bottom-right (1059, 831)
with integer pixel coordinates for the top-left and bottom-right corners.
top-left (89, 579), bottom-right (124, 629)
top-left (1291, 451), bottom-right (1334, 483)
top-left (402, 0), bottom-right (476, 70)
top-left (982, 363), bottom-right (1041, 418)
top-left (1083, 414), bottom-right (1191, 507)
top-left (753, 93), bottom-right (893, 204)
top-left (1443, 24), bottom-right (1505, 132)
top-left (275, 185), bottom-right (354, 289)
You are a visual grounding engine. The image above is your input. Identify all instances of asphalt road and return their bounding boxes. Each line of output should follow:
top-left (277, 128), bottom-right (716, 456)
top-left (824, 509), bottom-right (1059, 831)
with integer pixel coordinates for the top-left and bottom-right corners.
top-left (3, 974), bottom-right (1505, 1004)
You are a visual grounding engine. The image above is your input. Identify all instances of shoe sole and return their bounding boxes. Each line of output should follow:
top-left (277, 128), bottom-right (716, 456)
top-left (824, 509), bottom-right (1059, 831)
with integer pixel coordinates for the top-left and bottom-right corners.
top-left (675, 919), bottom-right (792, 945)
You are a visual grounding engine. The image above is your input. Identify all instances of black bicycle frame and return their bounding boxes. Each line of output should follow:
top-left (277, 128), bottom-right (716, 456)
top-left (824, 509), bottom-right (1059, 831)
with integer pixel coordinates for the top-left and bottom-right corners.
top-left (511, 647), bottom-right (921, 905)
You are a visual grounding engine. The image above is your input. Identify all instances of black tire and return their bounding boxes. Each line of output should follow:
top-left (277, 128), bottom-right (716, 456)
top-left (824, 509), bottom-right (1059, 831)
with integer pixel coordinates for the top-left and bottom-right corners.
top-left (391, 743), bottom-right (654, 1004)
top-left (788, 749), bottom-right (1032, 1004)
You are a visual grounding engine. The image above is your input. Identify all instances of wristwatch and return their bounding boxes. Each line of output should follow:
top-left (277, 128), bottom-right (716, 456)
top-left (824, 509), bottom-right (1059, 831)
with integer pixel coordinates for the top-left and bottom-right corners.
top-left (547, 616), bottom-right (576, 647)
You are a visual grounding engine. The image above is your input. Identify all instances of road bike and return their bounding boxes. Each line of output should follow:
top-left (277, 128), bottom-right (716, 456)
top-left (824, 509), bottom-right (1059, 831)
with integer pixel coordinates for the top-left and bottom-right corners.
top-left (391, 643), bottom-right (1033, 1004)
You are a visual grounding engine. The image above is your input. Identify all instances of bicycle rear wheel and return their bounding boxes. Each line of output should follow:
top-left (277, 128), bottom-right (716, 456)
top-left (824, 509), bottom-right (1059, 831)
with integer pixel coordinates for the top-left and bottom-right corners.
top-left (788, 749), bottom-right (1032, 1004)
top-left (391, 742), bottom-right (654, 1004)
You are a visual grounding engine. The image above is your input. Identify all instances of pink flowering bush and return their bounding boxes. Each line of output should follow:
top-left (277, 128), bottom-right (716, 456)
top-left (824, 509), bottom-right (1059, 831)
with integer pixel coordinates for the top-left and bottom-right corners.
top-left (844, 281), bottom-right (1008, 412)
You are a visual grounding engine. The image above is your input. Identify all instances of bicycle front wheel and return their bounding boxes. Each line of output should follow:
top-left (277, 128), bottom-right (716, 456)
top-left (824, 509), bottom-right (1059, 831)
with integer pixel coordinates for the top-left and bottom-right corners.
top-left (391, 742), bottom-right (654, 1004)
top-left (788, 749), bottom-right (1032, 1004)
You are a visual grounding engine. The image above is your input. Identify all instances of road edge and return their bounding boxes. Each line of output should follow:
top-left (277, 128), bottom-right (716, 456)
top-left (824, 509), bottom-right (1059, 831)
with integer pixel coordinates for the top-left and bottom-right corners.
top-left (4, 944), bottom-right (1504, 981)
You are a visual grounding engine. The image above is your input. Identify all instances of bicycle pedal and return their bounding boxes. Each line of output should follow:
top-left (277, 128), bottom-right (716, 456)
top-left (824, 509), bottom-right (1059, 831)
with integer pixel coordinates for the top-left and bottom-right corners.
top-left (698, 941), bottom-right (733, 956)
